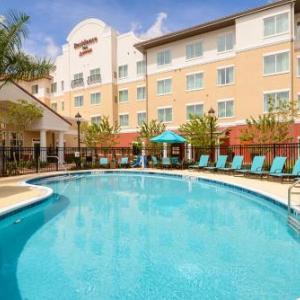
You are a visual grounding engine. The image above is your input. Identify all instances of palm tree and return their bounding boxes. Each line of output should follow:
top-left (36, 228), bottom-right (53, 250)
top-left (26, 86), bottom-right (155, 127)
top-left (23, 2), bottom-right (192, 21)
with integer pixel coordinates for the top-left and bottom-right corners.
top-left (0, 11), bottom-right (54, 89)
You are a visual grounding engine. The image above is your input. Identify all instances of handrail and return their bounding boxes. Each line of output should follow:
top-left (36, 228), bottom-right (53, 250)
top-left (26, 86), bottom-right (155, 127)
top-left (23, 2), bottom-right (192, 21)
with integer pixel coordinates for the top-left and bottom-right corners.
top-left (287, 179), bottom-right (300, 232)
top-left (288, 179), bottom-right (300, 215)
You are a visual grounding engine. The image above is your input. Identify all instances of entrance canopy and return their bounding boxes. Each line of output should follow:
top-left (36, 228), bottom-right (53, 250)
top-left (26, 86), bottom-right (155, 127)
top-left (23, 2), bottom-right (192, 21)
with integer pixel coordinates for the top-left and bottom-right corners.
top-left (150, 130), bottom-right (186, 144)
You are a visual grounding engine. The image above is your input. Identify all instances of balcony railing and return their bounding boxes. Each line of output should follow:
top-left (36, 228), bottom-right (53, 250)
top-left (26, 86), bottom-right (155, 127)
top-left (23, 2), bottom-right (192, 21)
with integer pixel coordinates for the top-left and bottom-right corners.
top-left (87, 74), bottom-right (101, 85)
top-left (71, 78), bottom-right (84, 89)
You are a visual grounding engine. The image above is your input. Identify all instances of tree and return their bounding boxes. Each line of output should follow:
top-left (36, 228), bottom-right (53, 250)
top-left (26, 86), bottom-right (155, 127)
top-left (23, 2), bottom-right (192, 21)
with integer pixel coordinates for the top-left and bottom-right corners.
top-left (179, 114), bottom-right (219, 147)
top-left (239, 97), bottom-right (296, 144)
top-left (81, 116), bottom-right (120, 147)
top-left (138, 119), bottom-right (166, 145)
top-left (0, 11), bottom-right (54, 89)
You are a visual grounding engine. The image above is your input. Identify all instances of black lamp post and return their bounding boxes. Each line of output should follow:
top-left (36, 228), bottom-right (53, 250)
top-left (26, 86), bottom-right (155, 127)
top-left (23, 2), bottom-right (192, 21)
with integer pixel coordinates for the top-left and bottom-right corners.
top-left (208, 107), bottom-right (215, 160)
top-left (75, 112), bottom-right (82, 151)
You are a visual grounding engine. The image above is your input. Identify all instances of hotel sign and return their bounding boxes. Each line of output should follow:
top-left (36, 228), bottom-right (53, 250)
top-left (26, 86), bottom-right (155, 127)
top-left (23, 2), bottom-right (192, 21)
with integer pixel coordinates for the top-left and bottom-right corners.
top-left (74, 37), bottom-right (98, 57)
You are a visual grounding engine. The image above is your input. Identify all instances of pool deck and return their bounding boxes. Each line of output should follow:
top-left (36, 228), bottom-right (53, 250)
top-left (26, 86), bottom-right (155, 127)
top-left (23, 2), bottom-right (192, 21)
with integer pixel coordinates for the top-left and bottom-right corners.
top-left (0, 169), bottom-right (294, 216)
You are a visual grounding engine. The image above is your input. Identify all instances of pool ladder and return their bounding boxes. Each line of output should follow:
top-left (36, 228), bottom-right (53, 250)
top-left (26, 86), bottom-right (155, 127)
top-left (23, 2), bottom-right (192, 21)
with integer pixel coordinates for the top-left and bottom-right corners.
top-left (288, 179), bottom-right (300, 233)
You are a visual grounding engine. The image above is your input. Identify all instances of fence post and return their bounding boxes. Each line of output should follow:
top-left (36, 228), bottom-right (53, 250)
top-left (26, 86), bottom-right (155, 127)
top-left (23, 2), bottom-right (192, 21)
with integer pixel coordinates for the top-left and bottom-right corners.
top-left (1, 144), bottom-right (5, 176)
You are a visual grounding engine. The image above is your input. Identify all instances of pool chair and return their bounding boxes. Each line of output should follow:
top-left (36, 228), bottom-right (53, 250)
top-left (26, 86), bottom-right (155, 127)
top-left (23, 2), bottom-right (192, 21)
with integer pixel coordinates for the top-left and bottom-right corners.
top-left (204, 155), bottom-right (228, 171)
top-left (270, 158), bottom-right (300, 182)
top-left (131, 156), bottom-right (141, 168)
top-left (264, 156), bottom-right (287, 178)
top-left (161, 157), bottom-right (172, 168)
top-left (171, 157), bottom-right (182, 169)
top-left (99, 157), bottom-right (109, 168)
top-left (218, 155), bottom-right (244, 173)
top-left (189, 155), bottom-right (209, 170)
top-left (119, 157), bottom-right (129, 168)
top-left (235, 156), bottom-right (265, 176)
top-left (151, 156), bottom-right (160, 168)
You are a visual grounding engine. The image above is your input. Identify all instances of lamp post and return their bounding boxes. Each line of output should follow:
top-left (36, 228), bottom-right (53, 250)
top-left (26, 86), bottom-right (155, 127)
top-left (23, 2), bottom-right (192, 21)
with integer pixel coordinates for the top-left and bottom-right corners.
top-left (75, 112), bottom-right (82, 168)
top-left (208, 107), bottom-right (215, 161)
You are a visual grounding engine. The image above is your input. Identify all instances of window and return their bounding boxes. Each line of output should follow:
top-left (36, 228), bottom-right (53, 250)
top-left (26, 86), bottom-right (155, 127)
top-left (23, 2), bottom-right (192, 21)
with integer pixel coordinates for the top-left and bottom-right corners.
top-left (157, 107), bottom-right (172, 123)
top-left (218, 100), bottom-right (234, 118)
top-left (137, 112), bottom-right (147, 126)
top-left (31, 84), bottom-right (38, 95)
top-left (217, 66), bottom-right (234, 85)
top-left (264, 91), bottom-right (289, 112)
top-left (186, 42), bottom-right (203, 59)
top-left (74, 95), bottom-right (84, 107)
top-left (91, 116), bottom-right (101, 125)
top-left (137, 86), bottom-right (146, 100)
top-left (51, 102), bottom-right (57, 111)
top-left (264, 51), bottom-right (289, 75)
top-left (119, 89), bottom-right (128, 102)
top-left (137, 60), bottom-right (146, 75)
top-left (157, 50), bottom-right (171, 66)
top-left (157, 79), bottom-right (172, 95)
top-left (72, 73), bottom-right (83, 88)
top-left (217, 32), bottom-right (234, 53)
top-left (186, 104), bottom-right (203, 120)
top-left (186, 73), bottom-right (203, 90)
top-left (264, 12), bottom-right (289, 37)
top-left (61, 81), bottom-right (64, 91)
top-left (119, 114), bottom-right (129, 127)
top-left (88, 68), bottom-right (101, 84)
top-left (61, 101), bottom-right (64, 111)
top-left (118, 65), bottom-right (128, 79)
top-left (90, 92), bottom-right (101, 105)
top-left (51, 82), bottom-right (57, 93)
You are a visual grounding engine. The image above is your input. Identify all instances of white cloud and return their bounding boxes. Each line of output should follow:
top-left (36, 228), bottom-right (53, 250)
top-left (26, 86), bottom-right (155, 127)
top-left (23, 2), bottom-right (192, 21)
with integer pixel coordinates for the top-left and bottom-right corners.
top-left (44, 37), bottom-right (60, 58)
top-left (137, 12), bottom-right (169, 40)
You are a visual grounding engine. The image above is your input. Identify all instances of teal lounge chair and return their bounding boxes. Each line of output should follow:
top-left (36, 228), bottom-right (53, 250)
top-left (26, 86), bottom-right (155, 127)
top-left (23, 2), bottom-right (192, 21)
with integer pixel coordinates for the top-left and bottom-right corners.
top-left (235, 156), bottom-right (265, 176)
top-left (189, 155), bottom-right (209, 169)
top-left (219, 155), bottom-right (244, 172)
top-left (204, 155), bottom-right (228, 171)
top-left (270, 158), bottom-right (300, 181)
top-left (171, 157), bottom-right (182, 168)
top-left (119, 157), bottom-right (129, 168)
top-left (151, 156), bottom-right (160, 167)
top-left (264, 156), bottom-right (287, 176)
top-left (161, 157), bottom-right (172, 168)
top-left (99, 157), bottom-right (109, 168)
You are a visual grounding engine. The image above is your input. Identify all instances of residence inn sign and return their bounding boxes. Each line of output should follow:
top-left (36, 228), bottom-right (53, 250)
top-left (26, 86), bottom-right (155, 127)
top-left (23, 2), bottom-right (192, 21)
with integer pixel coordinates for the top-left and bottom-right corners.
top-left (74, 37), bottom-right (98, 56)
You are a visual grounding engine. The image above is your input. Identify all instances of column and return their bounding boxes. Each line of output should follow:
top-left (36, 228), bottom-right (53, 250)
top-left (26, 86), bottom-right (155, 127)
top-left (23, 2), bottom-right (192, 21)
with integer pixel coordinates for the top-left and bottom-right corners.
top-left (40, 130), bottom-right (47, 162)
top-left (58, 132), bottom-right (64, 165)
top-left (187, 144), bottom-right (192, 161)
top-left (163, 143), bottom-right (167, 158)
top-left (141, 141), bottom-right (146, 169)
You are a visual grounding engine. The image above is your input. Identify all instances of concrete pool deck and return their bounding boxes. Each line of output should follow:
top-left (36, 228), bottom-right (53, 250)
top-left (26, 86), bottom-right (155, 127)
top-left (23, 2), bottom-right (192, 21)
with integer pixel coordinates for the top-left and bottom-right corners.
top-left (0, 169), bottom-right (294, 216)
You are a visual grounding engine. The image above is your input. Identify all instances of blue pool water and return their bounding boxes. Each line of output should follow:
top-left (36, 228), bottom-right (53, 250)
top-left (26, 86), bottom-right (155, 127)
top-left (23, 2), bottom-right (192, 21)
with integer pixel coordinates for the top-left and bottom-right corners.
top-left (1, 172), bottom-right (300, 299)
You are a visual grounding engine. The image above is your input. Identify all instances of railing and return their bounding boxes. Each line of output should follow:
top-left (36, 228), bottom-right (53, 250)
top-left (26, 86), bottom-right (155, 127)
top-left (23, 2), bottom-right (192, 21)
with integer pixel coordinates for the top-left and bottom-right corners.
top-left (71, 78), bottom-right (84, 88)
top-left (288, 179), bottom-right (300, 232)
top-left (87, 74), bottom-right (101, 85)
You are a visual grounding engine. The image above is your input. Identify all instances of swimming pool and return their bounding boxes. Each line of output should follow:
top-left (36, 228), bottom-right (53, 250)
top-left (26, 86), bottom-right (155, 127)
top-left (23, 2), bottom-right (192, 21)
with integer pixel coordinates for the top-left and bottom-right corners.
top-left (0, 171), bottom-right (300, 299)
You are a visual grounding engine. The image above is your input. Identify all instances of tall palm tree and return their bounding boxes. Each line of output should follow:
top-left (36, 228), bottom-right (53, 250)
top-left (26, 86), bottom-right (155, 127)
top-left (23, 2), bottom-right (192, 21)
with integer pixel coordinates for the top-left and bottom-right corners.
top-left (0, 11), bottom-right (55, 89)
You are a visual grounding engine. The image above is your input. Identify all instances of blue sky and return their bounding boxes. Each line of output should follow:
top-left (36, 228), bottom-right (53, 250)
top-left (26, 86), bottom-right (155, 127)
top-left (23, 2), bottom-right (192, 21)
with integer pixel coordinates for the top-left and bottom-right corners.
top-left (1, 0), bottom-right (272, 58)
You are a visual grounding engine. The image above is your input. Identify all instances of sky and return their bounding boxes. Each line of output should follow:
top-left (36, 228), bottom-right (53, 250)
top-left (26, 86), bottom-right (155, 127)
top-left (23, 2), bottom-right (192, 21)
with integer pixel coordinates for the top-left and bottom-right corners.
top-left (1, 0), bottom-right (274, 59)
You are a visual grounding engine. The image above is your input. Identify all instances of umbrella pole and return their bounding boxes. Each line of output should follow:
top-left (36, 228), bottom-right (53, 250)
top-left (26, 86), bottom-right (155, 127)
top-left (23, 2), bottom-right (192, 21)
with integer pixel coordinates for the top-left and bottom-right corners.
top-left (163, 143), bottom-right (167, 158)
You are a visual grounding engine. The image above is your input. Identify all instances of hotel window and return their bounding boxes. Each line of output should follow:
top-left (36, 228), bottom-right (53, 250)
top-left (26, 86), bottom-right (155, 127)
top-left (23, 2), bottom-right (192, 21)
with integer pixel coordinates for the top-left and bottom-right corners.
top-left (51, 102), bottom-right (57, 111)
top-left (91, 116), bottom-right (101, 125)
top-left (72, 73), bottom-right (84, 88)
top-left (31, 84), bottom-right (38, 95)
top-left (137, 112), bottom-right (147, 126)
top-left (61, 80), bottom-right (64, 91)
top-left (118, 65), bottom-right (128, 79)
top-left (51, 82), bottom-right (57, 93)
top-left (90, 92), bottom-right (101, 105)
top-left (186, 42), bottom-right (203, 60)
top-left (137, 60), bottom-right (146, 76)
top-left (119, 114), bottom-right (129, 127)
top-left (264, 12), bottom-right (289, 37)
top-left (186, 73), bottom-right (203, 91)
top-left (157, 79), bottom-right (172, 95)
top-left (217, 32), bottom-right (234, 53)
top-left (74, 95), bottom-right (84, 107)
top-left (217, 66), bottom-right (234, 85)
top-left (119, 89), bottom-right (128, 103)
top-left (157, 50), bottom-right (171, 66)
top-left (264, 91), bottom-right (289, 112)
top-left (61, 101), bottom-right (64, 111)
top-left (264, 51), bottom-right (289, 75)
top-left (157, 107), bottom-right (172, 123)
top-left (137, 86), bottom-right (146, 100)
top-left (186, 104), bottom-right (203, 120)
top-left (218, 100), bottom-right (234, 118)
top-left (88, 68), bottom-right (101, 84)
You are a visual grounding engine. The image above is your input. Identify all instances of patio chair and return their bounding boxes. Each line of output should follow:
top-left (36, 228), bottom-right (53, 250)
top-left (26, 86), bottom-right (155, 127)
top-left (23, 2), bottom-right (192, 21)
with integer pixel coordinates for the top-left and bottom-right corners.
top-left (161, 157), bottom-right (172, 168)
top-left (264, 156), bottom-right (287, 177)
top-left (270, 158), bottom-right (300, 182)
top-left (189, 155), bottom-right (209, 169)
top-left (151, 156), bottom-right (160, 168)
top-left (171, 157), bottom-right (182, 168)
top-left (218, 155), bottom-right (244, 172)
top-left (131, 156), bottom-right (141, 168)
top-left (99, 157), bottom-right (109, 168)
top-left (235, 156), bottom-right (265, 176)
top-left (119, 157), bottom-right (129, 168)
top-left (204, 155), bottom-right (228, 171)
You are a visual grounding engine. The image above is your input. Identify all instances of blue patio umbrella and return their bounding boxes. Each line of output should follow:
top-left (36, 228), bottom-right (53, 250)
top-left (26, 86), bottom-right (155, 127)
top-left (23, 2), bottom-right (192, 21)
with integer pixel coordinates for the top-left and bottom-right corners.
top-left (150, 130), bottom-right (186, 144)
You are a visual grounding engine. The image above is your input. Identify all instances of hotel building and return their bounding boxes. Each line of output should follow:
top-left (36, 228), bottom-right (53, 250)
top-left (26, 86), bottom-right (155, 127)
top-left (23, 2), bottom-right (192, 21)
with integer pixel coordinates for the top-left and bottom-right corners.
top-left (21, 0), bottom-right (300, 147)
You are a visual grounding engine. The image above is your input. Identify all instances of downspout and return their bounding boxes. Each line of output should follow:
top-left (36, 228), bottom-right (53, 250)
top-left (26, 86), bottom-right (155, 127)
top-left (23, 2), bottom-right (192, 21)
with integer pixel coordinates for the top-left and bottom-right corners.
top-left (145, 50), bottom-right (149, 125)
top-left (290, 1), bottom-right (295, 110)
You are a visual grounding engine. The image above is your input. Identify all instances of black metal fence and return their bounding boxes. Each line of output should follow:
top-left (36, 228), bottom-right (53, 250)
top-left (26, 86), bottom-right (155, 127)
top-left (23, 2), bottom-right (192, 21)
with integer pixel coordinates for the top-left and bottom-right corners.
top-left (0, 143), bottom-right (300, 177)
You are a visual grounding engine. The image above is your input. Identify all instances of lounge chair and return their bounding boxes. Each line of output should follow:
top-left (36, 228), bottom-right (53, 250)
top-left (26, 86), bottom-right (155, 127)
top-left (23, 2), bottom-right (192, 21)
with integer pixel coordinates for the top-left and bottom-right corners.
top-left (235, 156), bottom-right (265, 176)
top-left (264, 156), bottom-right (287, 177)
top-left (119, 157), bottom-right (129, 168)
top-left (131, 156), bottom-right (141, 168)
top-left (270, 158), bottom-right (300, 181)
top-left (161, 157), bottom-right (172, 168)
top-left (204, 155), bottom-right (228, 171)
top-left (151, 156), bottom-right (160, 168)
top-left (171, 157), bottom-right (182, 169)
top-left (219, 155), bottom-right (244, 172)
top-left (189, 155), bottom-right (209, 169)
top-left (99, 157), bottom-right (109, 168)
